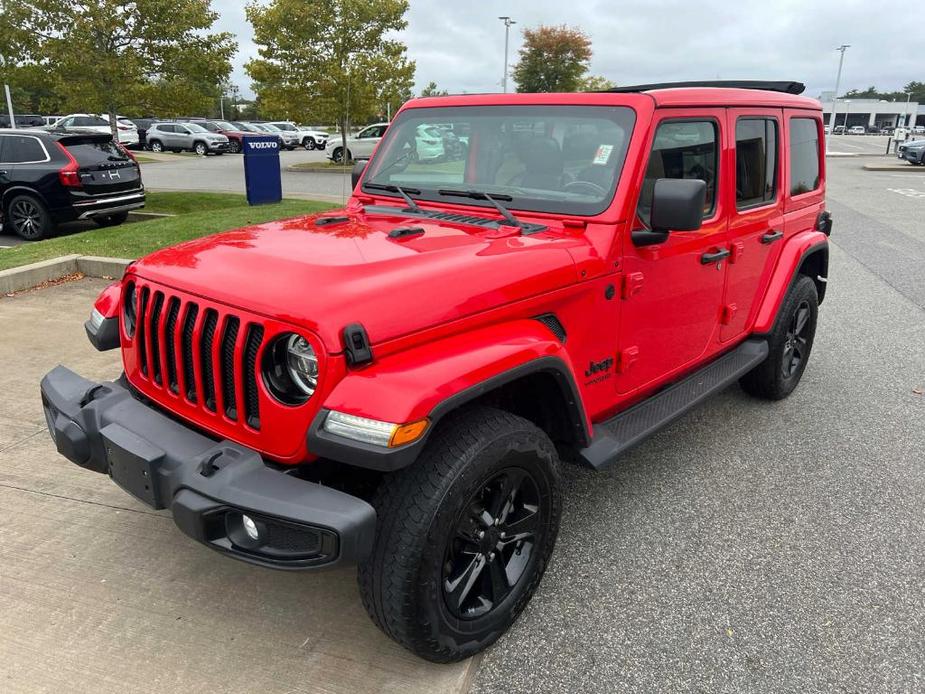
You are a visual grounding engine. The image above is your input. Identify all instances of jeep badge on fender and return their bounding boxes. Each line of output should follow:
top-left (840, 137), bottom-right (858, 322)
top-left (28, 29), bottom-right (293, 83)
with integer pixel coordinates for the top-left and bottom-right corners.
top-left (40, 80), bottom-right (829, 663)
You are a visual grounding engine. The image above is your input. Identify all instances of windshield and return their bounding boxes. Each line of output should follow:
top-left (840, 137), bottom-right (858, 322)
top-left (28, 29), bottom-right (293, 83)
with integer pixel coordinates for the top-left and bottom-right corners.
top-left (273, 123), bottom-right (296, 131)
top-left (185, 123), bottom-right (208, 133)
top-left (262, 123), bottom-right (282, 132)
top-left (214, 121), bottom-right (236, 130)
top-left (363, 105), bottom-right (635, 216)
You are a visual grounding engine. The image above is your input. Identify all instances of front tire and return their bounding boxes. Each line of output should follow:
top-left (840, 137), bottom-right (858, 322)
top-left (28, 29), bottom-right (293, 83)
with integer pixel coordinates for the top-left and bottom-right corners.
top-left (303, 138), bottom-right (316, 150)
top-left (194, 142), bottom-right (207, 156)
top-left (228, 140), bottom-right (241, 154)
top-left (6, 194), bottom-right (52, 240)
top-left (358, 406), bottom-right (562, 663)
top-left (149, 140), bottom-right (163, 153)
top-left (331, 146), bottom-right (350, 164)
top-left (740, 274), bottom-right (819, 400)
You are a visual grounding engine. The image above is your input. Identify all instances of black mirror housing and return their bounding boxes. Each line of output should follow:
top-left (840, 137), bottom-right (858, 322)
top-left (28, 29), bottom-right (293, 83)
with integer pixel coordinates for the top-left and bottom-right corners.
top-left (650, 178), bottom-right (707, 233)
top-left (351, 160), bottom-right (367, 189)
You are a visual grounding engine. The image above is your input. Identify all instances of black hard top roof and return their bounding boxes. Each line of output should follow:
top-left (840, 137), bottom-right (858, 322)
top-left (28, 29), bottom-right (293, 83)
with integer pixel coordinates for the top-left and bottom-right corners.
top-left (606, 80), bottom-right (806, 95)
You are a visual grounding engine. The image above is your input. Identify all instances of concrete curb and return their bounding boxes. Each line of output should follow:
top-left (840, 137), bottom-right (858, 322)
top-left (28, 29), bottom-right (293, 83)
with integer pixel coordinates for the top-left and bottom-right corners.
top-left (862, 163), bottom-right (925, 172)
top-left (286, 165), bottom-right (353, 174)
top-left (1, 255), bottom-right (132, 295)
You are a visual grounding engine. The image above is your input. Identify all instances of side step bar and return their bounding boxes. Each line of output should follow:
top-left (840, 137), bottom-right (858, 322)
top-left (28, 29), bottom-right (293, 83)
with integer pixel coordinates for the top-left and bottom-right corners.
top-left (579, 339), bottom-right (769, 470)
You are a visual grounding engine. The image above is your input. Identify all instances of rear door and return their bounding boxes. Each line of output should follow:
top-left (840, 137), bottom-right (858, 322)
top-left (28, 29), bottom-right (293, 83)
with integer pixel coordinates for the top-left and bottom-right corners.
top-left (720, 109), bottom-right (785, 341)
top-left (0, 135), bottom-right (10, 201)
top-left (63, 136), bottom-right (142, 195)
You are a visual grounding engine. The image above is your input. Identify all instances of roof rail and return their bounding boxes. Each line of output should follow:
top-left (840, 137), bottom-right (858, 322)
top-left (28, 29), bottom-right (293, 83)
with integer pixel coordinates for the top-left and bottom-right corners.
top-left (605, 80), bottom-right (806, 95)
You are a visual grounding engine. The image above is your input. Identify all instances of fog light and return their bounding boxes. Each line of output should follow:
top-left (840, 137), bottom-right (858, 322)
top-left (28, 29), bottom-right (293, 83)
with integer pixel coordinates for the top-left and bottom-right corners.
top-left (242, 514), bottom-right (260, 541)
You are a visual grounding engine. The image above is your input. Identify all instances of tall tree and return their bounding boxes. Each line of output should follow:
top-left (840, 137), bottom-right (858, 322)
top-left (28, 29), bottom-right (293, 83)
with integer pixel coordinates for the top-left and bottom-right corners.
top-left (420, 81), bottom-right (448, 97)
top-left (245, 0), bottom-right (415, 153)
top-left (512, 25), bottom-right (592, 93)
top-left (578, 75), bottom-right (616, 92)
top-left (1, 0), bottom-right (235, 137)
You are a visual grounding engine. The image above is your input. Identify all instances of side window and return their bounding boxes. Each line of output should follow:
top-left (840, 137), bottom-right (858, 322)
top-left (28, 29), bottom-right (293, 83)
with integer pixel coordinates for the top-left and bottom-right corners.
top-left (0, 136), bottom-right (7, 161)
top-left (735, 118), bottom-right (778, 209)
top-left (3, 136), bottom-right (47, 163)
top-left (161, 124), bottom-right (175, 133)
top-left (357, 127), bottom-right (374, 139)
top-left (789, 118), bottom-right (820, 196)
top-left (637, 120), bottom-right (717, 226)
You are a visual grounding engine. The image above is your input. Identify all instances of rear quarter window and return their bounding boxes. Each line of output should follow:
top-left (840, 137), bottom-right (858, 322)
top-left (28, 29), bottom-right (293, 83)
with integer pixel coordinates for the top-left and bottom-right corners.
top-left (1, 135), bottom-right (48, 163)
top-left (789, 118), bottom-right (821, 195)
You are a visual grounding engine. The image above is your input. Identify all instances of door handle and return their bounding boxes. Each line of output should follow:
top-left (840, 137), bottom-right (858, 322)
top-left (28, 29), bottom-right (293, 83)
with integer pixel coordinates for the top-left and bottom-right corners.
top-left (760, 230), bottom-right (784, 244)
top-left (701, 248), bottom-right (731, 264)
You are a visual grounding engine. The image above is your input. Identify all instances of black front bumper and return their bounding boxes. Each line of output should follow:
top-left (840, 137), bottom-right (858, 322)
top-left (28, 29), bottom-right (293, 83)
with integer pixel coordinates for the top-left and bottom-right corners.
top-left (39, 365), bottom-right (376, 570)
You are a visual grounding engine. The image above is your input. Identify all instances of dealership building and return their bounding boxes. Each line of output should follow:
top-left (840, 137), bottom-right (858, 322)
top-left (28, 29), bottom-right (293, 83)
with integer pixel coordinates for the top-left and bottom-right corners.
top-left (819, 91), bottom-right (923, 130)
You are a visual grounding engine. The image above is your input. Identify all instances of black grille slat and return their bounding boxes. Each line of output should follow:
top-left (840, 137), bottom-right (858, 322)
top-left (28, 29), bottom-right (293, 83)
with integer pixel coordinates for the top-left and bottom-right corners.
top-left (164, 298), bottom-right (180, 393)
top-left (148, 292), bottom-right (164, 385)
top-left (243, 325), bottom-right (264, 429)
top-left (138, 286), bottom-right (150, 376)
top-left (220, 317), bottom-right (240, 420)
top-left (200, 309), bottom-right (218, 411)
top-left (181, 304), bottom-right (199, 402)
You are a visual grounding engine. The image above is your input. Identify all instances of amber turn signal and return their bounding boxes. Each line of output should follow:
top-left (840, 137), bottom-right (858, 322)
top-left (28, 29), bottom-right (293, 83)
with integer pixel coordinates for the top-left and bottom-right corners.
top-left (388, 419), bottom-right (429, 447)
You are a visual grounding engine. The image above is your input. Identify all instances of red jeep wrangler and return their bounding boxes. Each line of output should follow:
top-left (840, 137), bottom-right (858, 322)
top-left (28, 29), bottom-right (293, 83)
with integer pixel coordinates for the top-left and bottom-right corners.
top-left (40, 81), bottom-right (831, 663)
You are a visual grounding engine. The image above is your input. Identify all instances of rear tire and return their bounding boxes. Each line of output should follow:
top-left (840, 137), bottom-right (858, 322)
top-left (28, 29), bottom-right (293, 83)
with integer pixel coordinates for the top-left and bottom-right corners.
top-left (358, 406), bottom-right (562, 663)
top-left (96, 211), bottom-right (129, 227)
top-left (740, 274), bottom-right (819, 400)
top-left (6, 194), bottom-right (51, 240)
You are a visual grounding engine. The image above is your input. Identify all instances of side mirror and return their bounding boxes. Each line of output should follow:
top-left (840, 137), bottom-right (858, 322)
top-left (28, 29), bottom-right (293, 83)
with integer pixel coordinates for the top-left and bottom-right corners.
top-left (351, 160), bottom-right (367, 188)
top-left (633, 178), bottom-right (707, 247)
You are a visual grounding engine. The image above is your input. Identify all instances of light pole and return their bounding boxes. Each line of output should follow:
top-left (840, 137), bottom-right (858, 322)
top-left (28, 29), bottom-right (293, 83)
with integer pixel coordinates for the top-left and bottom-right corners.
top-left (826, 44), bottom-right (850, 153)
top-left (499, 16), bottom-right (516, 93)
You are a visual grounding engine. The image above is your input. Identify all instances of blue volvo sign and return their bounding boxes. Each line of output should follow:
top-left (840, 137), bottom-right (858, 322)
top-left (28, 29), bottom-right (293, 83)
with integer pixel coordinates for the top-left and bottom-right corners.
top-left (242, 135), bottom-right (282, 205)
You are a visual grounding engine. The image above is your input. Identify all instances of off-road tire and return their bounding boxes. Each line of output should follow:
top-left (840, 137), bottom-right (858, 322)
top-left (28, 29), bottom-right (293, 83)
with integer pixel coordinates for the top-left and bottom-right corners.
top-left (149, 140), bottom-right (163, 153)
top-left (740, 274), bottom-right (818, 400)
top-left (6, 194), bottom-right (51, 240)
top-left (358, 406), bottom-right (562, 663)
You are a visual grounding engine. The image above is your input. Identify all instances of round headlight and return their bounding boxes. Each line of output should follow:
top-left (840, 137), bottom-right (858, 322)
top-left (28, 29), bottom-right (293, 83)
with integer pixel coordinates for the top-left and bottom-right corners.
top-left (262, 332), bottom-right (318, 405)
top-left (123, 281), bottom-right (136, 338)
top-left (285, 334), bottom-right (318, 395)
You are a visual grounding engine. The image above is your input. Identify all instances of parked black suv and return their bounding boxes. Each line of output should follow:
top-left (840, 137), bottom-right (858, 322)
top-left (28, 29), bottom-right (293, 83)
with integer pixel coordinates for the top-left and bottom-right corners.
top-left (0, 129), bottom-right (145, 240)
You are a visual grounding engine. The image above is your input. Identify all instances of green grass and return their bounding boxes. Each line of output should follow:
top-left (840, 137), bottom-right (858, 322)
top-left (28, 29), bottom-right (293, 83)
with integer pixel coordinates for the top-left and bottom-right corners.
top-left (288, 161), bottom-right (354, 171)
top-left (0, 194), bottom-right (335, 272)
top-left (142, 191), bottom-right (251, 215)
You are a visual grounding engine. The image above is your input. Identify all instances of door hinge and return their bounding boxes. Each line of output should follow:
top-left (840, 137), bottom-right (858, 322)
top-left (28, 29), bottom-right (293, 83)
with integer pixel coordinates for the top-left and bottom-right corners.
top-left (622, 272), bottom-right (644, 300)
top-left (721, 303), bottom-right (738, 325)
top-left (618, 346), bottom-right (640, 373)
top-left (730, 241), bottom-right (745, 264)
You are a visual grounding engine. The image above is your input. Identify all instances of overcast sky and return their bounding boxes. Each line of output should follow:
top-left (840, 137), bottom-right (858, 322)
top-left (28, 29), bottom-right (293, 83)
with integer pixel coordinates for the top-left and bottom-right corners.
top-left (215, 0), bottom-right (911, 101)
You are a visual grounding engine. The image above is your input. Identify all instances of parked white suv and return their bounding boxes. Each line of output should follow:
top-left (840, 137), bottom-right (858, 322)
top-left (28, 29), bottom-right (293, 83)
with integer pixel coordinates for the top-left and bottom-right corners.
top-left (848, 125), bottom-right (866, 135)
top-left (51, 114), bottom-right (139, 146)
top-left (326, 122), bottom-right (389, 163)
top-left (267, 121), bottom-right (329, 150)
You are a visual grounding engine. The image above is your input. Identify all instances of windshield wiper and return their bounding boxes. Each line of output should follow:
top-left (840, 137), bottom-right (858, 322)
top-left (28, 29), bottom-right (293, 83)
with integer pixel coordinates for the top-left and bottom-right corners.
top-left (437, 189), bottom-right (523, 228)
top-left (364, 183), bottom-right (423, 213)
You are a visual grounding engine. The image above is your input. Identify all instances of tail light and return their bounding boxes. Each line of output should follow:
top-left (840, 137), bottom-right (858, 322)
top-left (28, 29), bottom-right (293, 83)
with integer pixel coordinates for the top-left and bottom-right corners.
top-left (55, 142), bottom-right (82, 188)
top-left (118, 125), bottom-right (131, 131)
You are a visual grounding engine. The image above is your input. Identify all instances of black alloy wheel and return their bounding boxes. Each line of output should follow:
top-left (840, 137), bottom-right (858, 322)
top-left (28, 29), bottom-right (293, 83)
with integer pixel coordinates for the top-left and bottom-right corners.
top-left (781, 299), bottom-right (811, 379)
top-left (443, 466), bottom-right (542, 620)
top-left (8, 195), bottom-right (51, 240)
top-left (228, 139), bottom-right (241, 154)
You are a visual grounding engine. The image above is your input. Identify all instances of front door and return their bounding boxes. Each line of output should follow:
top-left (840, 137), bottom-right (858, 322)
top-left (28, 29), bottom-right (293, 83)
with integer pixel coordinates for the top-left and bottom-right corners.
top-left (720, 109), bottom-right (785, 341)
top-left (617, 110), bottom-right (729, 394)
